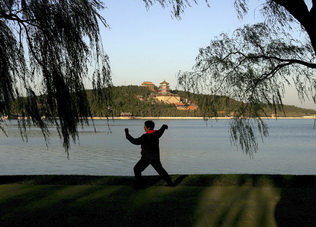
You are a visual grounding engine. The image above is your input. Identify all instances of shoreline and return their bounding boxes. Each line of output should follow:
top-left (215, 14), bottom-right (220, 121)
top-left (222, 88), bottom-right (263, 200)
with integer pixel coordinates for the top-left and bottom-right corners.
top-left (91, 116), bottom-right (316, 120)
top-left (1, 174), bottom-right (316, 187)
top-left (4, 116), bottom-right (315, 121)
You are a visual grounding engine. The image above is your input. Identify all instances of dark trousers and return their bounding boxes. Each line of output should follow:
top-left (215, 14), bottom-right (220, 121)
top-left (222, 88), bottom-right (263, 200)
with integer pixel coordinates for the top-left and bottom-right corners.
top-left (134, 158), bottom-right (173, 185)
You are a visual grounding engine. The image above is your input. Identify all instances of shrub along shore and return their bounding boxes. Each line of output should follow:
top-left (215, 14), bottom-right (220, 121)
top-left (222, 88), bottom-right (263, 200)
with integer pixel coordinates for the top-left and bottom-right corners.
top-left (0, 174), bottom-right (315, 226)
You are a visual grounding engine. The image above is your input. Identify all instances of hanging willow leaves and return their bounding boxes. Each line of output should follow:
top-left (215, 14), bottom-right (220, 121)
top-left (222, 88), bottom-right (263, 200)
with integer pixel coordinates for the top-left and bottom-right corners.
top-left (144, 0), bottom-right (316, 156)
top-left (0, 0), bottom-right (112, 154)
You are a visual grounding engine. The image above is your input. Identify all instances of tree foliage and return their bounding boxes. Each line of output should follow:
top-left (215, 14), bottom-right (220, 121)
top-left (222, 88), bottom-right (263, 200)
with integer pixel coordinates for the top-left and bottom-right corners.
top-left (145, 0), bottom-right (316, 155)
top-left (88, 86), bottom-right (203, 117)
top-left (86, 85), bottom-right (316, 118)
top-left (2, 0), bottom-right (316, 157)
top-left (0, 0), bottom-right (112, 153)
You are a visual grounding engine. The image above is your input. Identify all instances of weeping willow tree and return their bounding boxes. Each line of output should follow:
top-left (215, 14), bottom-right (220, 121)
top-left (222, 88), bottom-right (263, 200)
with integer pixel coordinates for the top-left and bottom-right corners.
top-left (0, 0), bottom-right (112, 154)
top-left (144, 0), bottom-right (316, 156)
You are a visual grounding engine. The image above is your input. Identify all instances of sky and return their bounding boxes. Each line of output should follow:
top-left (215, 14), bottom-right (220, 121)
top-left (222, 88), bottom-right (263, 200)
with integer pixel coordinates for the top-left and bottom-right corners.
top-left (97, 0), bottom-right (316, 110)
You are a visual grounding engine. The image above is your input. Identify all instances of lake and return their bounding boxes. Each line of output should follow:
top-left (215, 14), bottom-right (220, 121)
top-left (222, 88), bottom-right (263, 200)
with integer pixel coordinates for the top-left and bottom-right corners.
top-left (0, 119), bottom-right (315, 176)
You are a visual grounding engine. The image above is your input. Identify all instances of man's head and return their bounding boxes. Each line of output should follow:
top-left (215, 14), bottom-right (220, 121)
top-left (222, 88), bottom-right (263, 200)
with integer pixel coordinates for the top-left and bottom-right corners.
top-left (144, 120), bottom-right (155, 131)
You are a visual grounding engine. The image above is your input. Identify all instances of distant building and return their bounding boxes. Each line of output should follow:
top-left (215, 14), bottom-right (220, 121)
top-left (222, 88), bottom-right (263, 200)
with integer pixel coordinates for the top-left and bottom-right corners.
top-left (186, 104), bottom-right (198, 111)
top-left (141, 81), bottom-right (155, 91)
top-left (140, 80), bottom-right (198, 110)
top-left (120, 112), bottom-right (133, 117)
top-left (156, 94), bottom-right (181, 104)
top-left (156, 80), bottom-right (181, 104)
top-left (158, 80), bottom-right (171, 95)
top-left (175, 102), bottom-right (186, 110)
top-left (217, 111), bottom-right (227, 117)
top-left (176, 102), bottom-right (198, 111)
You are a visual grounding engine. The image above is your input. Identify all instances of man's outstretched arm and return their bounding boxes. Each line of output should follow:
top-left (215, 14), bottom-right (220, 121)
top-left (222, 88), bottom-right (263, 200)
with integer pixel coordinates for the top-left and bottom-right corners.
top-left (155, 124), bottom-right (168, 138)
top-left (125, 128), bottom-right (142, 145)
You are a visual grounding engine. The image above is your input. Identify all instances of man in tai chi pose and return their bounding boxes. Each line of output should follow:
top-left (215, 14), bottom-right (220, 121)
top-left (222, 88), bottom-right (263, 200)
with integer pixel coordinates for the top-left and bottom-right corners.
top-left (125, 120), bottom-right (175, 188)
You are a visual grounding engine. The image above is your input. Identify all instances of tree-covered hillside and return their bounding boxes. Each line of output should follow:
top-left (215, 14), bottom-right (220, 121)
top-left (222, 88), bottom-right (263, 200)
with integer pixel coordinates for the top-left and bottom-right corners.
top-left (87, 86), bottom-right (316, 117)
top-left (87, 86), bottom-right (200, 117)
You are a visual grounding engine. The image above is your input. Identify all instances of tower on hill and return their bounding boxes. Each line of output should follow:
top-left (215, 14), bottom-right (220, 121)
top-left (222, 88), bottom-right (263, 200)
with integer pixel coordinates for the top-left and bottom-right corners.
top-left (141, 80), bottom-right (198, 110)
top-left (158, 80), bottom-right (171, 95)
top-left (156, 80), bottom-right (180, 104)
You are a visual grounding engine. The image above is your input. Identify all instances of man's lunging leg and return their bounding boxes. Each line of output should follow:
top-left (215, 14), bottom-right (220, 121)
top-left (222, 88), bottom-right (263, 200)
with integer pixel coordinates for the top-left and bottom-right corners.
top-left (151, 160), bottom-right (175, 186)
top-left (134, 159), bottom-right (149, 187)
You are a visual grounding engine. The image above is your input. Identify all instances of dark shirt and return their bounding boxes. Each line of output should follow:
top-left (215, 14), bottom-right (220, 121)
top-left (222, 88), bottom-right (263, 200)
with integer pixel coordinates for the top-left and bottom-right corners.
top-left (126, 125), bottom-right (167, 161)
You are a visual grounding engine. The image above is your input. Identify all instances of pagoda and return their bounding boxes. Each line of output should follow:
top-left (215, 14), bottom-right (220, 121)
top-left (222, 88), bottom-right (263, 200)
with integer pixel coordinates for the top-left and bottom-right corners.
top-left (155, 80), bottom-right (180, 104)
top-left (158, 80), bottom-right (171, 95)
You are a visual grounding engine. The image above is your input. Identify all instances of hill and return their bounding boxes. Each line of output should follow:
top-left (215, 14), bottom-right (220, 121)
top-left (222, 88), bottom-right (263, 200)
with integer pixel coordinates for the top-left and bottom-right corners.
top-left (87, 85), bottom-right (316, 117)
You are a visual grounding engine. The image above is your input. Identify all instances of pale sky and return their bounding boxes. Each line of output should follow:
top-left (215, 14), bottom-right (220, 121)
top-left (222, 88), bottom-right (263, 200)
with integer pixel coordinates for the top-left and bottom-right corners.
top-left (98, 0), bottom-right (316, 110)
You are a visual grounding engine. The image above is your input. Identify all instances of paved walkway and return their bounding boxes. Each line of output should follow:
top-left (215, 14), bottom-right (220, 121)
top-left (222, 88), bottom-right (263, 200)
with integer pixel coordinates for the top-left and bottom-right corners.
top-left (0, 175), bottom-right (315, 226)
top-left (112, 185), bottom-right (281, 227)
top-left (190, 186), bottom-right (279, 226)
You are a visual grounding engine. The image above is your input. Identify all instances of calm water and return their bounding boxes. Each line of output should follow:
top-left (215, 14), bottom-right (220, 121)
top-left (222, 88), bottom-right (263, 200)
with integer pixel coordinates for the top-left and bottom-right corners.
top-left (0, 119), bottom-right (315, 176)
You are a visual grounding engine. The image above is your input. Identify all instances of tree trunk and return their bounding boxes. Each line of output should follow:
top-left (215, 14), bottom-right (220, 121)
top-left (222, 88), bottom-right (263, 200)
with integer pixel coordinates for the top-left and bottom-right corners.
top-left (274, 0), bottom-right (316, 55)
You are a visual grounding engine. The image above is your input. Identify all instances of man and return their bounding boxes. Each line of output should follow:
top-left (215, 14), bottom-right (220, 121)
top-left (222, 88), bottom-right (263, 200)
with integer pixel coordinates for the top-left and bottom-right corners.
top-left (125, 120), bottom-right (175, 188)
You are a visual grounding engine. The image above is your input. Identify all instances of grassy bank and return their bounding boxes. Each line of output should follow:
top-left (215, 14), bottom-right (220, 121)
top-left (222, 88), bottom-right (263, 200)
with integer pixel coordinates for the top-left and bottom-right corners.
top-left (1, 174), bottom-right (316, 226)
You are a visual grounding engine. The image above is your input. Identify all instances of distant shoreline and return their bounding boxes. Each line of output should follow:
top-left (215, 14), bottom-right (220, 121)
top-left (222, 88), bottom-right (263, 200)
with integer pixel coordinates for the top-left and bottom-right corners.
top-left (91, 116), bottom-right (316, 120)
top-left (3, 116), bottom-right (315, 121)
top-left (1, 174), bottom-right (316, 187)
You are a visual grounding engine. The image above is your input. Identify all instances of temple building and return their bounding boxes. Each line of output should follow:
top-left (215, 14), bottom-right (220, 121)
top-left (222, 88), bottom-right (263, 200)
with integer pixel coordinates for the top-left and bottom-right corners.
top-left (141, 80), bottom-right (198, 110)
top-left (155, 80), bottom-right (181, 104)
top-left (157, 80), bottom-right (171, 95)
top-left (141, 81), bottom-right (155, 91)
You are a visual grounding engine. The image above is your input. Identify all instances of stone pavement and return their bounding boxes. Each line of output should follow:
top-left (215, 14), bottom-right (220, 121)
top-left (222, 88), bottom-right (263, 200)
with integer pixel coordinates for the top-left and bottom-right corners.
top-left (0, 175), bottom-right (315, 226)
top-left (126, 184), bottom-right (316, 227)
top-left (124, 174), bottom-right (316, 227)
top-left (191, 186), bottom-right (280, 227)
top-left (118, 185), bottom-right (280, 227)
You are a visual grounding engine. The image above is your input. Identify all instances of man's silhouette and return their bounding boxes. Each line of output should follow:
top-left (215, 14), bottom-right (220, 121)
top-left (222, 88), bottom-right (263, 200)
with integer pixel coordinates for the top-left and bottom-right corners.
top-left (125, 120), bottom-right (175, 188)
